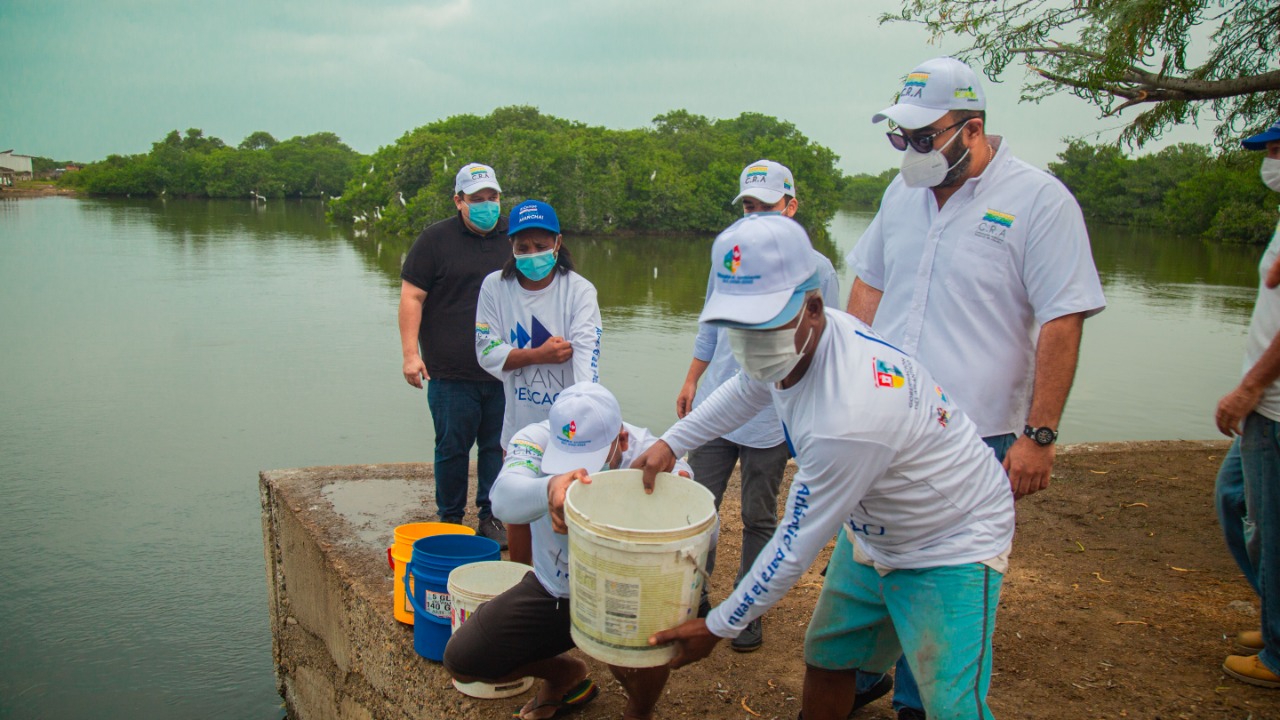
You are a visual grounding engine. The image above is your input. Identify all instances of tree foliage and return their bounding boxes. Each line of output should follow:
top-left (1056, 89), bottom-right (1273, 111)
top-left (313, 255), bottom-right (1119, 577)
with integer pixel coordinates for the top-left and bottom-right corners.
top-left (1049, 140), bottom-right (1276, 242)
top-left (885, 0), bottom-right (1280, 148)
top-left (331, 106), bottom-right (847, 238)
top-left (62, 129), bottom-right (363, 198)
top-left (843, 169), bottom-right (898, 209)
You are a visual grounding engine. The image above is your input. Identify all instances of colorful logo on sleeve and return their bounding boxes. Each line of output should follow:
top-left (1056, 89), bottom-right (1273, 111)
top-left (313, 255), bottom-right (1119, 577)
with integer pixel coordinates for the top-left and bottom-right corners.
top-left (936, 407), bottom-right (951, 428)
top-left (873, 358), bottom-right (905, 389)
top-left (561, 420), bottom-right (577, 440)
top-left (935, 385), bottom-right (949, 403)
top-left (724, 244), bottom-right (742, 274)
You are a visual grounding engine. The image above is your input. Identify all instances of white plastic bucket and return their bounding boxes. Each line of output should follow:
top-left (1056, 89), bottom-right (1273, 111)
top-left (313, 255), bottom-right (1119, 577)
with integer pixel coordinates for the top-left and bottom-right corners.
top-left (565, 469), bottom-right (716, 668)
top-left (447, 560), bottom-right (537, 699)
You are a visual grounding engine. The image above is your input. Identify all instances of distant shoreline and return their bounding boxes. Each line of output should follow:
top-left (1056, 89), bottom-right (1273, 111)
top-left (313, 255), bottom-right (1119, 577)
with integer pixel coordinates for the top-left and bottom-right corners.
top-left (0, 184), bottom-right (78, 198)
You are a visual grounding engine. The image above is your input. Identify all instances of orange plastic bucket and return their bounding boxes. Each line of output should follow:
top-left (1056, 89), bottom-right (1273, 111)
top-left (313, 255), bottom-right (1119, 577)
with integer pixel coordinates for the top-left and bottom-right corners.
top-left (389, 521), bottom-right (474, 625)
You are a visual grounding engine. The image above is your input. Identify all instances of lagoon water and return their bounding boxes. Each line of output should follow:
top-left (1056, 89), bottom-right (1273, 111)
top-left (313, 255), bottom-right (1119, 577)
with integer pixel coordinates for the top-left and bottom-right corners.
top-left (0, 197), bottom-right (1264, 718)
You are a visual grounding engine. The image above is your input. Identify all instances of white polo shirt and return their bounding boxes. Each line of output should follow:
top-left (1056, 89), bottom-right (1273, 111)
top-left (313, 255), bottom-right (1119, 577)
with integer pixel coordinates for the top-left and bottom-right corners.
top-left (848, 140), bottom-right (1106, 437)
top-left (1244, 222), bottom-right (1280, 421)
top-left (662, 310), bottom-right (1014, 638)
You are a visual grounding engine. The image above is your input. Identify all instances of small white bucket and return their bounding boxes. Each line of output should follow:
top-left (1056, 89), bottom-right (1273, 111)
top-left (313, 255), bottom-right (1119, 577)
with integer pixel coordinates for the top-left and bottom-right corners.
top-left (447, 560), bottom-right (537, 699)
top-left (565, 469), bottom-right (716, 668)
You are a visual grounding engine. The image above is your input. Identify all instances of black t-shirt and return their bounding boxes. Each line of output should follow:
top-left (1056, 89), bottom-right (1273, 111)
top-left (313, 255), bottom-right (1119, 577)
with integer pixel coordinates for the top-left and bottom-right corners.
top-left (401, 213), bottom-right (510, 382)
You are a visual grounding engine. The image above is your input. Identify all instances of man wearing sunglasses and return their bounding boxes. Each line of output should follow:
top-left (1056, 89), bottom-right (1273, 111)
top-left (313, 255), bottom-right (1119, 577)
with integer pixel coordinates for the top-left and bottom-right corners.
top-left (845, 56), bottom-right (1106, 719)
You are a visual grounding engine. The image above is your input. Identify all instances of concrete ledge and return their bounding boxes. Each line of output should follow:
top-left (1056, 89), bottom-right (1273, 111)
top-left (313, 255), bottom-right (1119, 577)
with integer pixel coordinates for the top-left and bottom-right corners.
top-left (262, 463), bottom-right (490, 720)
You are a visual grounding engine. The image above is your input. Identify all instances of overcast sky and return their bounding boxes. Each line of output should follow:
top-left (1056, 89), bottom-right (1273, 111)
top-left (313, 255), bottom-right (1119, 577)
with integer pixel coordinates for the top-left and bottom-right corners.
top-left (2, 0), bottom-right (1218, 174)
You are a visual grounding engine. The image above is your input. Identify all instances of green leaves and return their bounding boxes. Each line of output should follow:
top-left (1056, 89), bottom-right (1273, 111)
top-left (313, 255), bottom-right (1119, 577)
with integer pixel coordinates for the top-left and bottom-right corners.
top-left (337, 106), bottom-right (847, 238)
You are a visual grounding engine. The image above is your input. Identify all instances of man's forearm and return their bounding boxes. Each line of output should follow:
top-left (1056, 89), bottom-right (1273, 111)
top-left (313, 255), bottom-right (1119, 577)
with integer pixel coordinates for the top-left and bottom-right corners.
top-left (1027, 313), bottom-right (1085, 428)
top-left (398, 297), bottom-right (423, 358)
top-left (846, 278), bottom-right (883, 326)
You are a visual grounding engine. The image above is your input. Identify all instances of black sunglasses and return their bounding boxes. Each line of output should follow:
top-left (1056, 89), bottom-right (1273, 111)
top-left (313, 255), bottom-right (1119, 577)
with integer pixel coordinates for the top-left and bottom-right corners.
top-left (886, 119), bottom-right (970, 153)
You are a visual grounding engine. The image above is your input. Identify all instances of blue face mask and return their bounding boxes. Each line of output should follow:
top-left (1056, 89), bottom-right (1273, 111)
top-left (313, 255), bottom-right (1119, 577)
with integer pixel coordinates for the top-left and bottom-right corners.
top-left (515, 247), bottom-right (558, 281)
top-left (467, 200), bottom-right (501, 232)
top-left (746, 210), bottom-right (784, 217)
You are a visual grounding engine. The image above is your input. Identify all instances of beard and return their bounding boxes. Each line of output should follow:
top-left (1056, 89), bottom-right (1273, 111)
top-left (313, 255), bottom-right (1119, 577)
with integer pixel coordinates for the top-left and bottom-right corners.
top-left (937, 137), bottom-right (973, 188)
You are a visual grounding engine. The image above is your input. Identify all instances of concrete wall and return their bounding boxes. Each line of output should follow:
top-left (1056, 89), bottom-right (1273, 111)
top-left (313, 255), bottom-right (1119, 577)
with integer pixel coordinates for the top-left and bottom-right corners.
top-left (260, 463), bottom-right (496, 720)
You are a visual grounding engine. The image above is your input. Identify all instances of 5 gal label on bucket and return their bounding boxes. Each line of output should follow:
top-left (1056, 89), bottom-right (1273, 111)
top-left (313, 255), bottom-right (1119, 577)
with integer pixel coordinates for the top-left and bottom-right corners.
top-left (423, 590), bottom-right (451, 619)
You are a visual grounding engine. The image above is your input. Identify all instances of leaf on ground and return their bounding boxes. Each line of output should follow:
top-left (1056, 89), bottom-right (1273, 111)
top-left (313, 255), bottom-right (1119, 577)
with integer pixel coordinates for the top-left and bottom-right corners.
top-left (1093, 572), bottom-right (1110, 583)
top-left (740, 696), bottom-right (761, 717)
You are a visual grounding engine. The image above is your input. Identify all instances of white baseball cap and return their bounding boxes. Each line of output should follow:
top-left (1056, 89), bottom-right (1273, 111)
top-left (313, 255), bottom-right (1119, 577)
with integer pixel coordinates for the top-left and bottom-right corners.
top-left (872, 57), bottom-right (987, 129)
top-left (732, 160), bottom-right (796, 205)
top-left (542, 383), bottom-right (623, 474)
top-left (454, 162), bottom-right (502, 195)
top-left (699, 214), bottom-right (819, 329)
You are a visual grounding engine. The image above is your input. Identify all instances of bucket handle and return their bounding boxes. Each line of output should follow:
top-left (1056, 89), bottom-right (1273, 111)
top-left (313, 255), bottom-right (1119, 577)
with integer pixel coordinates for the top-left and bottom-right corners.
top-left (403, 565), bottom-right (451, 623)
top-left (678, 547), bottom-right (711, 585)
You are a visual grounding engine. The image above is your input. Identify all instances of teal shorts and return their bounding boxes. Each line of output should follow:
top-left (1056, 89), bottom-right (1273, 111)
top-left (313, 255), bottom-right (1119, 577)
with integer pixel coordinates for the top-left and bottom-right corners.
top-left (805, 531), bottom-right (1003, 720)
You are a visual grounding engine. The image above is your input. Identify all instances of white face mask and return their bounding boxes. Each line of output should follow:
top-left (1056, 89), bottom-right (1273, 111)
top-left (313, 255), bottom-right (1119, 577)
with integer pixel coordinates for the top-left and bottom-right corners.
top-left (1262, 157), bottom-right (1280, 193)
top-left (727, 323), bottom-right (814, 384)
top-left (899, 122), bottom-right (971, 189)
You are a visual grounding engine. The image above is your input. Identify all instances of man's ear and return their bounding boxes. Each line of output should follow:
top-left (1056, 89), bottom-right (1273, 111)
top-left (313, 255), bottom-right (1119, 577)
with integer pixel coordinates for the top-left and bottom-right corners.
top-left (616, 427), bottom-right (630, 453)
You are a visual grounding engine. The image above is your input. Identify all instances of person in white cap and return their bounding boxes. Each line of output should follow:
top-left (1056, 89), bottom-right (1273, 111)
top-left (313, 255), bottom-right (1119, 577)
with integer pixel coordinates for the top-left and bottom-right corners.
top-left (845, 57), bottom-right (1106, 718)
top-left (1213, 118), bottom-right (1280, 690)
top-left (399, 162), bottom-right (511, 549)
top-left (672, 159), bottom-right (851, 658)
top-left (444, 382), bottom-right (691, 720)
top-left (634, 214), bottom-right (1015, 720)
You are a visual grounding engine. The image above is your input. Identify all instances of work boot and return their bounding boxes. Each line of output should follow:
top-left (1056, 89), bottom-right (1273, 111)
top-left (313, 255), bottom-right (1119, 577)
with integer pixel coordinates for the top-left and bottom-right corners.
top-left (440, 515), bottom-right (464, 526)
top-left (1236, 629), bottom-right (1265, 651)
top-left (1224, 654), bottom-right (1280, 688)
top-left (731, 618), bottom-right (763, 652)
top-left (477, 516), bottom-right (508, 550)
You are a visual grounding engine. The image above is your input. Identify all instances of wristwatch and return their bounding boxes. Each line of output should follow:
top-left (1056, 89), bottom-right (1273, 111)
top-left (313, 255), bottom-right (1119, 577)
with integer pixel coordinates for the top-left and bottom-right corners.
top-left (1024, 424), bottom-right (1058, 447)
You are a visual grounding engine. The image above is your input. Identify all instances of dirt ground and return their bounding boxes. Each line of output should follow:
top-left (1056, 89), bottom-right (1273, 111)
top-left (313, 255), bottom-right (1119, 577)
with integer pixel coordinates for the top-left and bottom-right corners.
top-left (452, 440), bottom-right (1277, 720)
top-left (0, 182), bottom-right (76, 197)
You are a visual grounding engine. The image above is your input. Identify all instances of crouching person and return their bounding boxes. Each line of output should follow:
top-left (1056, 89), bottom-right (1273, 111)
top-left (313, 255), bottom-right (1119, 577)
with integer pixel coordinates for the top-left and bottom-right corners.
top-left (443, 382), bottom-right (692, 720)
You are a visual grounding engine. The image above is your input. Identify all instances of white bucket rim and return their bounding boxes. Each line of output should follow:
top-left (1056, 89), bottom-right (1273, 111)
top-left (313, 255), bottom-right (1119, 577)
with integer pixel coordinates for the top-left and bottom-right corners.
top-left (565, 469), bottom-right (716, 539)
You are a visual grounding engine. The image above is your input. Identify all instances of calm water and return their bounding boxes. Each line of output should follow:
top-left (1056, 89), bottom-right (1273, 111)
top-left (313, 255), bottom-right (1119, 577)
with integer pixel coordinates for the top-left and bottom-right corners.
top-left (0, 197), bottom-right (1264, 718)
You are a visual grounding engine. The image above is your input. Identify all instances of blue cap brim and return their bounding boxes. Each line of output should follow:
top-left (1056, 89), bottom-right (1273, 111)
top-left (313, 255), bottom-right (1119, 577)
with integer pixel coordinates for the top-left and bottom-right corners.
top-left (1243, 126), bottom-right (1280, 150)
top-left (510, 221), bottom-right (560, 235)
top-left (710, 271), bottom-right (822, 330)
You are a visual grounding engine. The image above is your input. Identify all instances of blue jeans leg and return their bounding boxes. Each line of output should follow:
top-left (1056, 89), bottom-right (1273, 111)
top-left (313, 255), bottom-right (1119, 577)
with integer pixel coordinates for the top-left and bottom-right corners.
top-left (687, 438), bottom-right (741, 581)
top-left (891, 432), bottom-right (1016, 712)
top-left (427, 379), bottom-right (493, 521)
top-left (1240, 414), bottom-right (1280, 674)
top-left (474, 381), bottom-right (505, 519)
top-left (1217, 436), bottom-right (1261, 593)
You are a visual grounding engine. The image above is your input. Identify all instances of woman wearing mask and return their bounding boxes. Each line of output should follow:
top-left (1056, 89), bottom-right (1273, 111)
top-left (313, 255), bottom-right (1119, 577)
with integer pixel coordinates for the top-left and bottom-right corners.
top-left (475, 199), bottom-right (602, 565)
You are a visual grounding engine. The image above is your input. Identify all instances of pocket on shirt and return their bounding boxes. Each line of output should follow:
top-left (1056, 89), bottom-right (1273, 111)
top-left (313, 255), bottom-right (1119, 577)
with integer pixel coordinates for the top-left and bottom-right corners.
top-left (943, 234), bottom-right (1011, 303)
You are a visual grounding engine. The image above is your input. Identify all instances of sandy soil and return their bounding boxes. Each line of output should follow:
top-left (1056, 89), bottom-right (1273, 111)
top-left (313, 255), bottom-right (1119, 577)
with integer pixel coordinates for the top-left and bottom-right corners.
top-left (0, 183), bottom-right (76, 197)
top-left (450, 440), bottom-right (1278, 720)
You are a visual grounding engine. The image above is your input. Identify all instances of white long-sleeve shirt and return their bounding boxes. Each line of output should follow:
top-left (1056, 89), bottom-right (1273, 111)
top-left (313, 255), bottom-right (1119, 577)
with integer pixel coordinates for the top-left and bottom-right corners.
top-left (662, 310), bottom-right (1015, 638)
top-left (489, 421), bottom-right (693, 599)
top-left (475, 270), bottom-right (603, 446)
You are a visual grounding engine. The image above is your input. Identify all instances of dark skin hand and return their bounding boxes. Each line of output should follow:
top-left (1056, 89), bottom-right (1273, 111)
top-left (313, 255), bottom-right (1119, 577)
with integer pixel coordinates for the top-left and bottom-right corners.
top-left (647, 617), bottom-right (721, 669)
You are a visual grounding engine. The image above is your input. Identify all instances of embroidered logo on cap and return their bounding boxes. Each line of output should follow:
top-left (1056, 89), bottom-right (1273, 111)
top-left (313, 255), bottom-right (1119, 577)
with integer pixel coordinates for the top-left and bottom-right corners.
top-left (954, 86), bottom-right (979, 101)
top-left (744, 165), bottom-right (769, 185)
top-left (561, 420), bottom-right (576, 440)
top-left (724, 245), bottom-right (742, 274)
top-left (470, 167), bottom-right (490, 180)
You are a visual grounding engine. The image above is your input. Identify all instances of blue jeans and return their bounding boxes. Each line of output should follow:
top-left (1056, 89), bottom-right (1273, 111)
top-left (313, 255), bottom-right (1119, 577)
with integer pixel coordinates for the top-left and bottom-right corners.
top-left (891, 432), bottom-right (1016, 712)
top-left (426, 378), bottom-right (504, 521)
top-left (689, 438), bottom-right (790, 585)
top-left (1216, 414), bottom-right (1280, 674)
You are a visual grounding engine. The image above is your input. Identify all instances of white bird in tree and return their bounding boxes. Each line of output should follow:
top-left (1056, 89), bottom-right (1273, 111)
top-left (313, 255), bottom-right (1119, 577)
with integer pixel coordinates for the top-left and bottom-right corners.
top-left (650, 170), bottom-right (656, 181)
top-left (368, 163), bottom-right (375, 174)
top-left (396, 191), bottom-right (406, 207)
top-left (251, 190), bottom-right (267, 203)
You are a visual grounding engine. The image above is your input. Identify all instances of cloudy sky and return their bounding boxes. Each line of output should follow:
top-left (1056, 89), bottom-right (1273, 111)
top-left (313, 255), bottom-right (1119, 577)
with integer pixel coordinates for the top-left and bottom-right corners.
top-left (2, 0), bottom-right (1216, 174)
